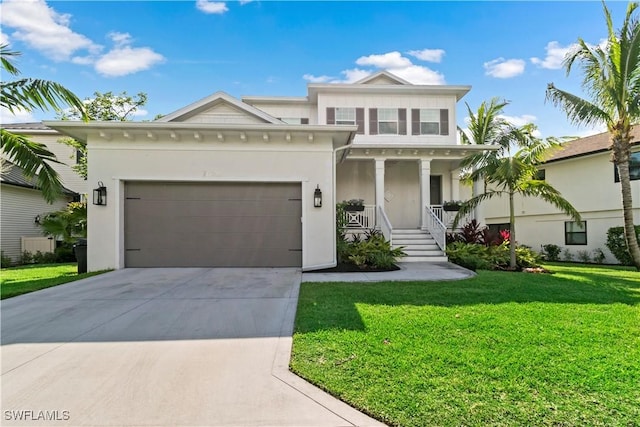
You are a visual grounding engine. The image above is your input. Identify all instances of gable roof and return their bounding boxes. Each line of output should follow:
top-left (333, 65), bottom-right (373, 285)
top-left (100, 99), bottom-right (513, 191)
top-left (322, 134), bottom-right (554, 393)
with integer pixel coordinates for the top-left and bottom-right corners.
top-left (0, 160), bottom-right (75, 194)
top-left (354, 71), bottom-right (412, 85)
top-left (156, 91), bottom-right (284, 124)
top-left (546, 125), bottom-right (640, 163)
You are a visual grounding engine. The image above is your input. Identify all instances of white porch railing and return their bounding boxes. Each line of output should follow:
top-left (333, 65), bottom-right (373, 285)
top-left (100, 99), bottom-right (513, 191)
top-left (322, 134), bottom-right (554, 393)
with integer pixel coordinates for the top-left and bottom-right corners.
top-left (341, 205), bottom-right (376, 229)
top-left (430, 205), bottom-right (473, 230)
top-left (378, 205), bottom-right (393, 244)
top-left (426, 206), bottom-right (447, 251)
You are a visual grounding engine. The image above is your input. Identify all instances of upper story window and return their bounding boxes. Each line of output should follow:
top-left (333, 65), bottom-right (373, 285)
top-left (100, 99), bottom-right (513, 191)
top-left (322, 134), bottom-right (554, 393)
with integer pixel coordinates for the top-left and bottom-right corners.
top-left (535, 169), bottom-right (546, 180)
top-left (368, 108), bottom-right (406, 135)
top-left (378, 108), bottom-right (398, 134)
top-left (411, 109), bottom-right (449, 136)
top-left (335, 108), bottom-right (356, 125)
top-left (279, 118), bottom-right (309, 124)
top-left (614, 151), bottom-right (640, 182)
top-left (326, 107), bottom-right (364, 134)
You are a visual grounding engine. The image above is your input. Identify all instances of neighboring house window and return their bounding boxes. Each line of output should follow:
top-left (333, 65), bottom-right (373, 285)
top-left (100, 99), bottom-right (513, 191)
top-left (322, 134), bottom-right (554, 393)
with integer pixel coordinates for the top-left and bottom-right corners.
top-left (326, 107), bottom-right (364, 134)
top-left (614, 151), bottom-right (640, 182)
top-left (535, 169), bottom-right (546, 180)
top-left (411, 108), bottom-right (449, 136)
top-left (487, 223), bottom-right (510, 234)
top-left (369, 108), bottom-right (406, 135)
top-left (565, 221), bottom-right (587, 245)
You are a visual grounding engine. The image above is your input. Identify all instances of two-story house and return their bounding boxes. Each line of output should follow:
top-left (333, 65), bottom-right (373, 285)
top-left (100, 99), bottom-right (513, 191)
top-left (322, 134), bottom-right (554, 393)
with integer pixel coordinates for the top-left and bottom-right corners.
top-left (480, 127), bottom-right (640, 263)
top-left (46, 71), bottom-right (492, 271)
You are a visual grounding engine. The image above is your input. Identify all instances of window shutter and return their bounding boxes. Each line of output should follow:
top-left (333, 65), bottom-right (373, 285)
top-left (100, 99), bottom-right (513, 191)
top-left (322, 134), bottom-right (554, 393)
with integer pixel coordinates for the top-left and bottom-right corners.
top-left (355, 108), bottom-right (364, 134)
top-left (398, 109), bottom-right (407, 135)
top-left (301, 118), bottom-right (309, 124)
top-left (440, 109), bottom-right (449, 136)
top-left (326, 108), bottom-right (335, 125)
top-left (369, 108), bottom-right (378, 135)
top-left (411, 109), bottom-right (420, 135)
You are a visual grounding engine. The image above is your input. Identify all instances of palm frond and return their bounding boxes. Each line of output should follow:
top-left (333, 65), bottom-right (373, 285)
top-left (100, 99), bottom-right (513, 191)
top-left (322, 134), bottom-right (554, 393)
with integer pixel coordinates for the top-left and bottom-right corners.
top-left (1, 79), bottom-right (86, 117)
top-left (546, 84), bottom-right (610, 127)
top-left (519, 180), bottom-right (583, 223)
top-left (0, 129), bottom-right (64, 203)
top-left (452, 191), bottom-right (505, 229)
top-left (0, 44), bottom-right (20, 76)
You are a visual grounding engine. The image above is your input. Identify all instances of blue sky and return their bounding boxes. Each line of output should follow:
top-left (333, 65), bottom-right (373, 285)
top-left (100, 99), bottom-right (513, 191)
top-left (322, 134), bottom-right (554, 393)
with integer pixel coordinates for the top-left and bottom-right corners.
top-left (0, 1), bottom-right (631, 138)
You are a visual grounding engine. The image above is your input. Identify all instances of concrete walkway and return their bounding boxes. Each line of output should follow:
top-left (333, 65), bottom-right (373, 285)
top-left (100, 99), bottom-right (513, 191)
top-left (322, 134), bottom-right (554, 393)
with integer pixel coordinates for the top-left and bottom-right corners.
top-left (1, 268), bottom-right (383, 427)
top-left (303, 262), bottom-right (474, 283)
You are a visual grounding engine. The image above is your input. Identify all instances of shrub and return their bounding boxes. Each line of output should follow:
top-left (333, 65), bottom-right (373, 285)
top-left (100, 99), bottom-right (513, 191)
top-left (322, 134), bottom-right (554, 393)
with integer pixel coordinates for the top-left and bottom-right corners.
top-left (446, 242), bottom-right (540, 271)
top-left (31, 250), bottom-right (58, 264)
top-left (605, 225), bottom-right (640, 266)
top-left (592, 248), bottom-right (606, 264)
top-left (576, 250), bottom-right (591, 263)
top-left (542, 244), bottom-right (562, 261)
top-left (55, 243), bottom-right (76, 263)
top-left (20, 251), bottom-right (34, 265)
top-left (459, 219), bottom-right (485, 244)
top-left (0, 251), bottom-right (12, 268)
top-left (562, 248), bottom-right (574, 262)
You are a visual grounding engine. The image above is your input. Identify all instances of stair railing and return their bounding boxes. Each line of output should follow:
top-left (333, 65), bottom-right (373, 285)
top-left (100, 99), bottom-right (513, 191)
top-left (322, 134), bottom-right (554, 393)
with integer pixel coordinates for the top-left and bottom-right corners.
top-left (426, 206), bottom-right (447, 251)
top-left (378, 206), bottom-right (393, 245)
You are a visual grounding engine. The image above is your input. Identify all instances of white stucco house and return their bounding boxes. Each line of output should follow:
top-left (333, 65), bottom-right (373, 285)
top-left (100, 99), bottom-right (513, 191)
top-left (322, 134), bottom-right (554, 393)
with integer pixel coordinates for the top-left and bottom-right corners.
top-left (480, 127), bottom-right (640, 263)
top-left (1, 123), bottom-right (85, 263)
top-left (45, 71), bottom-right (492, 271)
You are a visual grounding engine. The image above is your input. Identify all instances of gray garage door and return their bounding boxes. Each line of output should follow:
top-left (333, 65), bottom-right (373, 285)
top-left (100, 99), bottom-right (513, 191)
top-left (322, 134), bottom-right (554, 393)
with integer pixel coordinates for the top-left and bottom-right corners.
top-left (124, 182), bottom-right (302, 267)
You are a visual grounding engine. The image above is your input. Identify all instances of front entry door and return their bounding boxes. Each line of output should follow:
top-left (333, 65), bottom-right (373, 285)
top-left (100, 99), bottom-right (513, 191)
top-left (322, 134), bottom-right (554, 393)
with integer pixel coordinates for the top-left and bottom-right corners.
top-left (430, 175), bottom-right (442, 205)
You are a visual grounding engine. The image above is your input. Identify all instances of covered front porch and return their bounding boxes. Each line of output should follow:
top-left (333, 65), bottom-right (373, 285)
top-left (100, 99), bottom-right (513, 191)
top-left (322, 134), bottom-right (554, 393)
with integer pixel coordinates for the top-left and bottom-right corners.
top-left (336, 146), bottom-right (481, 255)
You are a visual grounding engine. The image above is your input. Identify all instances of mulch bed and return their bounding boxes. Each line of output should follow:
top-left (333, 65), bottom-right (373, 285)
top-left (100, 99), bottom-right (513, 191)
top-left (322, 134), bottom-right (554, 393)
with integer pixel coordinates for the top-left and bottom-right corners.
top-left (311, 263), bottom-right (400, 273)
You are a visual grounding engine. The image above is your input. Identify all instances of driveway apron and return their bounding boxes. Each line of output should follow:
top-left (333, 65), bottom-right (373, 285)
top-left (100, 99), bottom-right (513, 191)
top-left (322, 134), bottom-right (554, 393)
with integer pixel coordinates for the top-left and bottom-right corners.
top-left (1, 268), bottom-right (382, 427)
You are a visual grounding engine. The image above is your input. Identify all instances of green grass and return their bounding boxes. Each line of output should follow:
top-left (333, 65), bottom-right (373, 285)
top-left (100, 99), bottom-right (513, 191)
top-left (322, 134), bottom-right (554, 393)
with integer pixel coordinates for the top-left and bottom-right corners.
top-left (291, 263), bottom-right (640, 427)
top-left (0, 263), bottom-right (108, 299)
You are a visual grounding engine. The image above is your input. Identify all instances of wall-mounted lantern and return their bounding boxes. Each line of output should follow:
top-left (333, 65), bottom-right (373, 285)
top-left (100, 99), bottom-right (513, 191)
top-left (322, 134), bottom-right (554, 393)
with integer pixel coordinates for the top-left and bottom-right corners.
top-left (93, 181), bottom-right (107, 206)
top-left (34, 215), bottom-right (41, 224)
top-left (314, 185), bottom-right (322, 208)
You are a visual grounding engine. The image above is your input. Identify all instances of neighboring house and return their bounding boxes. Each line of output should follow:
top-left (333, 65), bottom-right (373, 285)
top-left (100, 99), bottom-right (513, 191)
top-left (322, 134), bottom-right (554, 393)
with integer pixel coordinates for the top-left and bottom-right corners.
top-left (480, 127), bottom-right (640, 263)
top-left (1, 122), bottom-right (88, 195)
top-left (46, 71), bottom-right (493, 271)
top-left (0, 160), bottom-right (75, 263)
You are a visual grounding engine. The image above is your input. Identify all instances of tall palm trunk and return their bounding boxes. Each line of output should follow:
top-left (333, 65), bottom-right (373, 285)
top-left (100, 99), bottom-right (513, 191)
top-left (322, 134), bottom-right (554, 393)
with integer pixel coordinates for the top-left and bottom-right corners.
top-left (509, 189), bottom-right (516, 269)
top-left (613, 137), bottom-right (640, 269)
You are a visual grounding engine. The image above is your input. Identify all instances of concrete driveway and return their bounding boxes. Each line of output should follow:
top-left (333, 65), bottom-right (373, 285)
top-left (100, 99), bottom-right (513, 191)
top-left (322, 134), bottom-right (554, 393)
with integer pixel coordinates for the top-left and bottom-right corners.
top-left (1, 268), bottom-right (383, 427)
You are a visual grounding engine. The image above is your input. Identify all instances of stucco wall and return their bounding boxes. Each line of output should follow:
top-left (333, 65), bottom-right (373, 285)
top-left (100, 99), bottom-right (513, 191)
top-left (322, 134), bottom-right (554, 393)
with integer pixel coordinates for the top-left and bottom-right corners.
top-left (87, 136), bottom-right (338, 271)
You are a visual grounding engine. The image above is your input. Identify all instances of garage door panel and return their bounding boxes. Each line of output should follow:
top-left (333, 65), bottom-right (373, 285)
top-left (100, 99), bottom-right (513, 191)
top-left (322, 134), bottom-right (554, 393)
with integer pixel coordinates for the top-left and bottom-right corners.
top-left (124, 182), bottom-right (302, 267)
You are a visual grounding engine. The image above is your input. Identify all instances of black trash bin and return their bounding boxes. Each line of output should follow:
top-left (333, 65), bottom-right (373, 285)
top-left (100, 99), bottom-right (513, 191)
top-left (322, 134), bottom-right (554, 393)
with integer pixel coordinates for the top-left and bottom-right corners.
top-left (74, 238), bottom-right (87, 274)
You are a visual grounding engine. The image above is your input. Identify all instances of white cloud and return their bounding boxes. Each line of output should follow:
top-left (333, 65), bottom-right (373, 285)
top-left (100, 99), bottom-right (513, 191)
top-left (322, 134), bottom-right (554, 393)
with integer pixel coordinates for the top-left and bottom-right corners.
top-left (406, 48), bottom-right (445, 63)
top-left (356, 51), bottom-right (412, 69)
top-left (239, 0), bottom-right (253, 4)
top-left (498, 114), bottom-right (537, 127)
top-left (196, 0), bottom-right (228, 14)
top-left (0, 31), bottom-right (9, 45)
top-left (303, 74), bottom-right (333, 83)
top-left (95, 45), bottom-right (165, 77)
top-left (0, 0), bottom-right (100, 61)
top-left (388, 65), bottom-right (445, 85)
top-left (304, 50), bottom-right (445, 85)
top-left (530, 41), bottom-right (575, 70)
top-left (484, 58), bottom-right (525, 78)
top-left (0, 106), bottom-right (35, 124)
top-left (108, 32), bottom-right (133, 48)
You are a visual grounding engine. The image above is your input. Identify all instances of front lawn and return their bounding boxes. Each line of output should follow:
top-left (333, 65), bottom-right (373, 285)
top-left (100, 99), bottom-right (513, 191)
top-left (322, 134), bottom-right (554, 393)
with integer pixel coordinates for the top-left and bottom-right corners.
top-left (291, 263), bottom-right (640, 426)
top-left (1, 263), bottom-right (107, 299)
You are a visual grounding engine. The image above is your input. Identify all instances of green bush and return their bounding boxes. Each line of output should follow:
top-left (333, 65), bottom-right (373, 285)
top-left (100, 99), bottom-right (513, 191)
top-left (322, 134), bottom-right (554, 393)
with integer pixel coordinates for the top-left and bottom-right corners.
top-left (592, 248), bottom-right (606, 264)
top-left (342, 234), bottom-right (405, 269)
top-left (0, 251), bottom-right (12, 268)
top-left (562, 248), bottom-right (574, 262)
top-left (55, 243), bottom-right (76, 263)
top-left (446, 242), bottom-right (541, 271)
top-left (542, 244), bottom-right (562, 261)
top-left (606, 225), bottom-right (640, 266)
top-left (20, 251), bottom-right (34, 264)
top-left (576, 250), bottom-right (591, 263)
top-left (32, 250), bottom-right (58, 264)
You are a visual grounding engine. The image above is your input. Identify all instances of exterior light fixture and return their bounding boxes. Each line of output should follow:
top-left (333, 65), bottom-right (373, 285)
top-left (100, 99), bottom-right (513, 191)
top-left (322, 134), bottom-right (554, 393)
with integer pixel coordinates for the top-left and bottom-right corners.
top-left (34, 215), bottom-right (41, 224)
top-left (93, 181), bottom-right (107, 206)
top-left (313, 185), bottom-right (322, 208)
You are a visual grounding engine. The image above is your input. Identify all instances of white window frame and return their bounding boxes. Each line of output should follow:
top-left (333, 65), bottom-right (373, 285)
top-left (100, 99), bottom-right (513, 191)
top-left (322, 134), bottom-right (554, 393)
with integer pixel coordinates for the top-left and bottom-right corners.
top-left (420, 109), bottom-right (440, 135)
top-left (335, 108), bottom-right (356, 125)
top-left (378, 108), bottom-right (398, 135)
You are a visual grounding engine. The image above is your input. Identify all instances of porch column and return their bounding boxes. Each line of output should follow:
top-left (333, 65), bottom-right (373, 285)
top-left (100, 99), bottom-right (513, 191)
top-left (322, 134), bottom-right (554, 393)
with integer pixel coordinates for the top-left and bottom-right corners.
top-left (420, 159), bottom-right (431, 230)
top-left (451, 169), bottom-right (460, 201)
top-left (375, 159), bottom-right (385, 229)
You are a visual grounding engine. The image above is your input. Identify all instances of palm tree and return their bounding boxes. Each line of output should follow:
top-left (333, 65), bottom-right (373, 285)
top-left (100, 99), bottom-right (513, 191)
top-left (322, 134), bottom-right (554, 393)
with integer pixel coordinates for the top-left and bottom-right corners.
top-left (0, 44), bottom-right (86, 203)
top-left (546, 2), bottom-right (640, 270)
top-left (455, 123), bottom-right (582, 269)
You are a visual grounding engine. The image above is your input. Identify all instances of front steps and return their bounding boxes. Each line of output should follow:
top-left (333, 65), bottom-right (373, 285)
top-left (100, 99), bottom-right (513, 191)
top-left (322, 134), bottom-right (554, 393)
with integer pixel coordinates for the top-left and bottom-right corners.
top-left (392, 229), bottom-right (448, 262)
